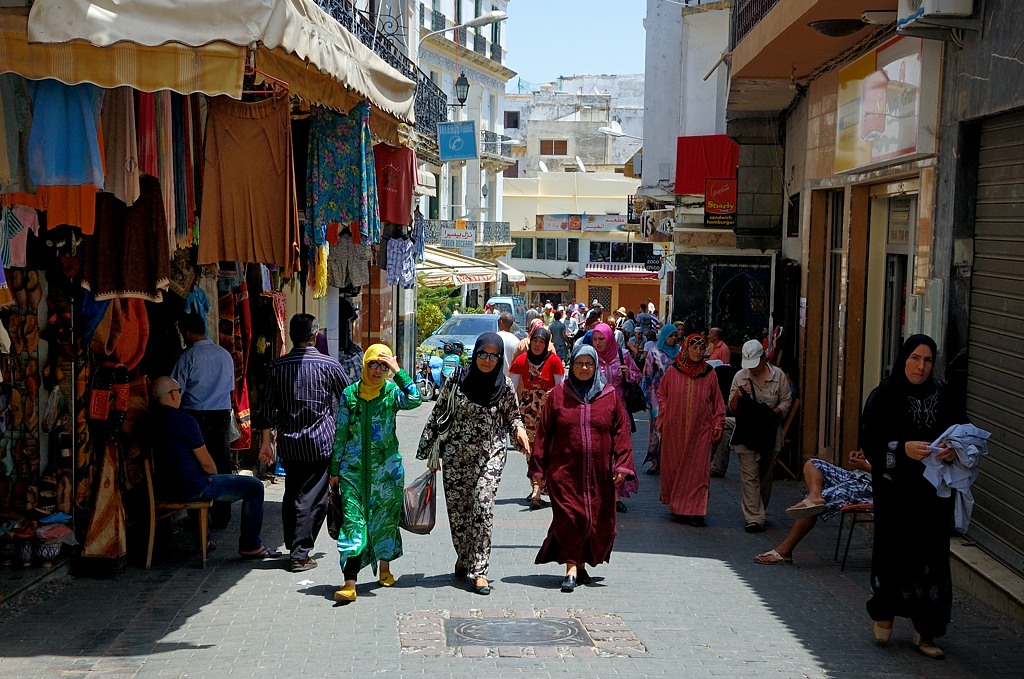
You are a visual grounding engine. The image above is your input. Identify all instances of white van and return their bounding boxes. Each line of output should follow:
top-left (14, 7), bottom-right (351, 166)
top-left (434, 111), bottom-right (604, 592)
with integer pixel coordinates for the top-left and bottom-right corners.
top-left (486, 295), bottom-right (527, 329)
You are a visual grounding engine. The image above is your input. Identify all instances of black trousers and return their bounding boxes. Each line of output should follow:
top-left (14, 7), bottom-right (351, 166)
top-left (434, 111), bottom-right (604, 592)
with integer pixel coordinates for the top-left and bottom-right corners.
top-left (183, 409), bottom-right (233, 528)
top-left (280, 457), bottom-right (331, 562)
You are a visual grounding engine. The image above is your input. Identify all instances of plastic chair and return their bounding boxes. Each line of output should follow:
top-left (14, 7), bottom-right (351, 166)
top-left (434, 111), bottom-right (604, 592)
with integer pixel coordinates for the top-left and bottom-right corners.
top-left (833, 502), bottom-right (874, 571)
top-left (144, 459), bottom-right (212, 569)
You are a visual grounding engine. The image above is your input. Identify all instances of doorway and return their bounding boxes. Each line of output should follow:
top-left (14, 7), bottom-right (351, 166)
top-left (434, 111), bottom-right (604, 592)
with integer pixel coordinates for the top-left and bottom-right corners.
top-left (880, 195), bottom-right (916, 381)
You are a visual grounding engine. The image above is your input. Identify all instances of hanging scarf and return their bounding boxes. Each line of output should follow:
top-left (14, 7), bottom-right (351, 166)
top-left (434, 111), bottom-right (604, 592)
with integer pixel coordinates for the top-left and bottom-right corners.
top-left (358, 343), bottom-right (392, 401)
top-left (656, 324), bottom-right (680, 360)
top-left (460, 332), bottom-right (507, 408)
top-left (567, 344), bottom-right (606, 403)
top-left (592, 322), bottom-right (618, 365)
top-left (673, 333), bottom-right (712, 378)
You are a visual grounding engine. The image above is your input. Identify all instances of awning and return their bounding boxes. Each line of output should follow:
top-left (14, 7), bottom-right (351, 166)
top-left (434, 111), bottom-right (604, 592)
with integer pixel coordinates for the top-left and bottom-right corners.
top-left (415, 170), bottom-right (437, 197)
top-left (585, 263), bottom-right (658, 280)
top-left (14, 0), bottom-right (416, 138)
top-left (674, 135), bottom-right (739, 195)
top-left (419, 246), bottom-right (497, 286)
top-left (496, 260), bottom-right (527, 283)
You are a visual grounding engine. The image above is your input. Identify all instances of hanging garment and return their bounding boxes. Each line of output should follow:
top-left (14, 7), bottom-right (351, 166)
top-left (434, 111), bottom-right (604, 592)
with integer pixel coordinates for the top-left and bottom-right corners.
top-left (307, 103), bottom-right (381, 246)
top-left (0, 205), bottom-right (24, 268)
top-left (373, 143), bottom-right (417, 226)
top-left (385, 235), bottom-right (416, 289)
top-left (7, 205), bottom-right (40, 267)
top-left (135, 91), bottom-right (158, 177)
top-left (0, 74), bottom-right (34, 195)
top-left (198, 91), bottom-right (298, 274)
top-left (326, 231), bottom-right (371, 289)
top-left (414, 212), bottom-right (426, 263)
top-left (82, 174), bottom-right (170, 302)
top-left (27, 80), bottom-right (105, 188)
top-left (81, 439), bottom-right (128, 560)
top-left (100, 86), bottom-right (141, 207)
top-left (219, 283), bottom-right (252, 451)
top-left (155, 91), bottom-right (177, 254)
top-left (37, 184), bottom-right (100, 234)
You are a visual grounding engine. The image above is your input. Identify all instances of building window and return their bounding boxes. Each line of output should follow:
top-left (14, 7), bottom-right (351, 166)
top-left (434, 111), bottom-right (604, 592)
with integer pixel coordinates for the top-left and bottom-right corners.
top-left (632, 242), bottom-right (654, 263)
top-left (611, 242), bottom-right (631, 263)
top-left (539, 139), bottom-right (568, 156)
top-left (475, 0), bottom-right (483, 17)
top-left (455, 1), bottom-right (462, 22)
top-left (492, 8), bottom-right (502, 45)
top-left (589, 241), bottom-right (610, 263)
top-left (503, 161), bottom-right (520, 178)
top-left (511, 237), bottom-right (533, 259)
top-left (568, 238), bottom-right (579, 262)
top-left (432, 0), bottom-right (441, 11)
top-left (536, 237), bottom-right (578, 261)
top-left (504, 111), bottom-right (520, 128)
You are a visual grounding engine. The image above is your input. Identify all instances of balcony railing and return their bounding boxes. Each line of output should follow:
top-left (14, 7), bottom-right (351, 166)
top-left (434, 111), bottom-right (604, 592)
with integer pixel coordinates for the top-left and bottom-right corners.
top-left (431, 6), bottom-right (446, 30)
top-left (490, 42), bottom-right (503, 64)
top-left (474, 32), bottom-right (487, 55)
top-left (416, 71), bottom-right (449, 132)
top-left (420, 3), bottom-right (505, 66)
top-left (423, 220), bottom-right (513, 246)
top-left (734, 0), bottom-right (781, 46)
top-left (480, 130), bottom-right (516, 160)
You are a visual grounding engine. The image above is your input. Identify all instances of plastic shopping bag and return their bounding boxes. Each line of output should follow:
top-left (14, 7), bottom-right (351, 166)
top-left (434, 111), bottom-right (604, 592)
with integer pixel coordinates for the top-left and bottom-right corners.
top-left (400, 470), bottom-right (437, 535)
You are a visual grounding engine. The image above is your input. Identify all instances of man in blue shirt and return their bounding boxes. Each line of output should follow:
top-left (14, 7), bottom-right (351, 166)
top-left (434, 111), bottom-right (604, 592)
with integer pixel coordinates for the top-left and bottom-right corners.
top-left (171, 313), bottom-right (236, 528)
top-left (151, 376), bottom-right (278, 560)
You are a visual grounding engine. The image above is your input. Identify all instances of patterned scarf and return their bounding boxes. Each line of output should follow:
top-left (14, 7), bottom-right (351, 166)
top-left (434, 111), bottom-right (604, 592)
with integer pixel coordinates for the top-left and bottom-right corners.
top-left (673, 333), bottom-right (712, 378)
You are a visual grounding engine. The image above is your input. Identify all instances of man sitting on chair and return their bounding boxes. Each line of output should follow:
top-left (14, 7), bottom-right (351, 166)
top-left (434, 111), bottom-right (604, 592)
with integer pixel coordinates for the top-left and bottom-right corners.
top-left (753, 450), bottom-right (872, 565)
top-left (150, 376), bottom-right (279, 560)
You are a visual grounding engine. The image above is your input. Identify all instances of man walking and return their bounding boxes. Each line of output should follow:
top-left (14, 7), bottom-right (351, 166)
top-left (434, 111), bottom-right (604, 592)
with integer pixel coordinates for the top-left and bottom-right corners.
top-left (548, 309), bottom-right (568, 362)
top-left (171, 313), bottom-right (236, 528)
top-left (496, 312), bottom-right (520, 374)
top-left (256, 314), bottom-right (350, 571)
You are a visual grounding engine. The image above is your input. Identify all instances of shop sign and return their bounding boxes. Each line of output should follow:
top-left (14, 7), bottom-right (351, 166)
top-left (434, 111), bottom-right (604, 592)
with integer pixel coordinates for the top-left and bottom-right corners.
top-left (441, 222), bottom-right (476, 256)
top-left (704, 178), bottom-right (737, 228)
top-left (835, 37), bottom-right (940, 173)
top-left (644, 255), bottom-right (662, 272)
top-left (438, 120), bottom-right (478, 161)
top-left (534, 214), bottom-right (629, 232)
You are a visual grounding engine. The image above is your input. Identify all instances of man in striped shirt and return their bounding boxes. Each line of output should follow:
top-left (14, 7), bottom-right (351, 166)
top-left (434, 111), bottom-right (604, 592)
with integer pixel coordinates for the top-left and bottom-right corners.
top-left (257, 314), bottom-right (350, 572)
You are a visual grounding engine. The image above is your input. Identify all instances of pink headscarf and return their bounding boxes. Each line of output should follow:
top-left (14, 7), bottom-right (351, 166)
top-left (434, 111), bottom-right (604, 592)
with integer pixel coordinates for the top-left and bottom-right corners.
top-left (592, 322), bottom-right (618, 364)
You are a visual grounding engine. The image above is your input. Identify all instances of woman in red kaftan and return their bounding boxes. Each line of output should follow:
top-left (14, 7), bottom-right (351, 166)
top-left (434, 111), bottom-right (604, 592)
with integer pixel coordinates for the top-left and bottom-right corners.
top-left (656, 334), bottom-right (725, 526)
top-left (529, 344), bottom-right (636, 593)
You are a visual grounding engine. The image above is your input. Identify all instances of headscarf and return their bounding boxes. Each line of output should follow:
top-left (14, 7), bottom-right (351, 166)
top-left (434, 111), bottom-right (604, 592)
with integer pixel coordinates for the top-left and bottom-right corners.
top-left (527, 325), bottom-right (552, 366)
top-left (459, 332), bottom-right (507, 408)
top-left (888, 333), bottom-right (940, 398)
top-left (567, 344), bottom-right (606, 403)
top-left (358, 343), bottom-right (392, 400)
top-left (673, 333), bottom-right (712, 378)
top-left (592, 322), bottom-right (618, 364)
top-left (656, 324), bottom-right (680, 360)
top-left (528, 317), bottom-right (545, 333)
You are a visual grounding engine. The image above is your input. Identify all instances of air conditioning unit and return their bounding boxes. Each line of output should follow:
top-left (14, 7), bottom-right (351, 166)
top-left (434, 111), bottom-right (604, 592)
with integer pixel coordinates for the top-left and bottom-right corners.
top-left (897, 0), bottom-right (973, 32)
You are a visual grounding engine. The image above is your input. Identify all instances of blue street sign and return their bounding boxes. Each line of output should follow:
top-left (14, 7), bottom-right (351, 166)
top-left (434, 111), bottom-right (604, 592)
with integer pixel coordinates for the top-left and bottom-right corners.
top-left (437, 120), bottom-right (478, 162)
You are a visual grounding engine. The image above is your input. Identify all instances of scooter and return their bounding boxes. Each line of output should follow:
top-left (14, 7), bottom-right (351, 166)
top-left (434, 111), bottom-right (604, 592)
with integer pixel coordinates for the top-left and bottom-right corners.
top-left (416, 340), bottom-right (465, 401)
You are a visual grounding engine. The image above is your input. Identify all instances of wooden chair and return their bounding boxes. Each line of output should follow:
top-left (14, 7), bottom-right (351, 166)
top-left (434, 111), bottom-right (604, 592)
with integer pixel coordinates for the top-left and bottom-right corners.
top-left (775, 398), bottom-right (801, 480)
top-left (833, 502), bottom-right (875, 571)
top-left (144, 459), bottom-right (212, 569)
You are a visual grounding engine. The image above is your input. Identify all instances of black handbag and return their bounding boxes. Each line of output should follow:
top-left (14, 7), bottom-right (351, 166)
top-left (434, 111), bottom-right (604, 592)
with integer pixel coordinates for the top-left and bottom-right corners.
top-left (618, 347), bottom-right (647, 413)
top-left (731, 379), bottom-right (779, 453)
top-left (326, 486), bottom-right (344, 540)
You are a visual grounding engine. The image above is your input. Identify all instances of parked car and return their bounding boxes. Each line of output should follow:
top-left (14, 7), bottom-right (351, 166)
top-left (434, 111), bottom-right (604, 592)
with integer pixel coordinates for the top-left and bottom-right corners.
top-left (417, 313), bottom-right (526, 364)
top-left (485, 295), bottom-right (528, 329)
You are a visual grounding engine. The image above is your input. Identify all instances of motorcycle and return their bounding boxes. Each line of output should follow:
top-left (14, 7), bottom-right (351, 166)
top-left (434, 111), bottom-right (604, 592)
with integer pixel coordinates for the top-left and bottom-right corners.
top-left (415, 340), bottom-right (464, 401)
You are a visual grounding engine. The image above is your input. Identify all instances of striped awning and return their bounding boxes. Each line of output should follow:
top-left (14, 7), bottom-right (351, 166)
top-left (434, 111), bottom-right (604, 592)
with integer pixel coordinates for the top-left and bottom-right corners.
top-left (419, 246), bottom-right (497, 287)
top-left (584, 263), bottom-right (658, 280)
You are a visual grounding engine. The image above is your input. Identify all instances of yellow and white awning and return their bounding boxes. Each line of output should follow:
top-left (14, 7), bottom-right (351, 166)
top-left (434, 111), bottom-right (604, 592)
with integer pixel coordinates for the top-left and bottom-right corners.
top-left (496, 259), bottom-right (526, 283)
top-left (419, 246), bottom-right (497, 287)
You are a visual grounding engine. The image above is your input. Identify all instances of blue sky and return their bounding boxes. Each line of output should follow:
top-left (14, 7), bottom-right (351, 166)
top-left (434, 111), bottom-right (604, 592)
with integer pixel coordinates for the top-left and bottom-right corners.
top-left (504, 0), bottom-right (648, 90)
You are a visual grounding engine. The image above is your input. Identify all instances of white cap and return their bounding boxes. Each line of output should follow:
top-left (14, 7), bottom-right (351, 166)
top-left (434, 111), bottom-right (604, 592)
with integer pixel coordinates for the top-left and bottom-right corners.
top-left (591, 299), bottom-right (601, 306)
top-left (741, 339), bottom-right (765, 369)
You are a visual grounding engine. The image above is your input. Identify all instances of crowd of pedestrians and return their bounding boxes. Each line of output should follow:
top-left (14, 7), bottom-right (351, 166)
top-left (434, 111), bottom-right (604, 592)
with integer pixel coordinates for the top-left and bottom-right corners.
top-left (148, 305), bottom-right (970, 661)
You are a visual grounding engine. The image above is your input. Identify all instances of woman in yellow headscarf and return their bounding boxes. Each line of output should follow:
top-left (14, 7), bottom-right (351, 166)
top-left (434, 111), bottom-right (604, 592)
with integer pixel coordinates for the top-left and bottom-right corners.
top-left (329, 344), bottom-right (422, 602)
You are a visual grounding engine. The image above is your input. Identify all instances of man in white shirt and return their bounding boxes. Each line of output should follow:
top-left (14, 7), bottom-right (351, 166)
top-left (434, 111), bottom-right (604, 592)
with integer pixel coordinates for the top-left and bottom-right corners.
top-left (496, 312), bottom-right (520, 375)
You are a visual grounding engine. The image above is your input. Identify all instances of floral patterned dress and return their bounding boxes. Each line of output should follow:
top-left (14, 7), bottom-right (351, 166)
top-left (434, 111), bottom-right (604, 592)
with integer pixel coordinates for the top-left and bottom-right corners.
top-left (643, 346), bottom-right (674, 466)
top-left (508, 353), bottom-right (565, 442)
top-left (416, 376), bottom-right (524, 580)
top-left (330, 370), bottom-right (421, 575)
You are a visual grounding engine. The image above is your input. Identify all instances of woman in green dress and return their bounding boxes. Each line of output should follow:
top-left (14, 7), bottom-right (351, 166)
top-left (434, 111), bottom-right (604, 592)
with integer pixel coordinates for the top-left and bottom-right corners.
top-left (329, 344), bottom-right (422, 603)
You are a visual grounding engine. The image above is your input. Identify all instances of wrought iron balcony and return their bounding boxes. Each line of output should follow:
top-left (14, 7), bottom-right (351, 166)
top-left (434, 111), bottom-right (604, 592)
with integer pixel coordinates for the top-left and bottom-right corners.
top-left (734, 0), bottom-right (782, 46)
top-left (490, 42), bottom-right (503, 64)
top-left (474, 32), bottom-right (487, 55)
top-left (422, 220), bottom-right (513, 246)
top-left (431, 6), bottom-right (446, 30)
top-left (480, 130), bottom-right (516, 161)
top-left (456, 26), bottom-right (468, 46)
top-left (416, 71), bottom-right (448, 132)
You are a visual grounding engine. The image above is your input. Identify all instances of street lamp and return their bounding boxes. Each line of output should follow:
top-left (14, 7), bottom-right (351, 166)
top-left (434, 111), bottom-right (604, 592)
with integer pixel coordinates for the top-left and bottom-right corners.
top-left (417, 10), bottom-right (508, 49)
top-left (453, 72), bottom-right (470, 107)
top-left (598, 121), bottom-right (643, 141)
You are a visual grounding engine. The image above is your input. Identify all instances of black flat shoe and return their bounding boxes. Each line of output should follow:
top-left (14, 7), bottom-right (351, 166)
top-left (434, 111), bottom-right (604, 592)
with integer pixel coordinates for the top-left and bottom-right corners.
top-left (690, 516), bottom-right (706, 527)
top-left (560, 575), bottom-right (577, 592)
top-left (616, 500), bottom-right (627, 513)
top-left (454, 563), bottom-right (469, 579)
top-left (474, 584), bottom-right (491, 595)
top-left (528, 492), bottom-right (544, 510)
top-left (577, 569), bottom-right (591, 585)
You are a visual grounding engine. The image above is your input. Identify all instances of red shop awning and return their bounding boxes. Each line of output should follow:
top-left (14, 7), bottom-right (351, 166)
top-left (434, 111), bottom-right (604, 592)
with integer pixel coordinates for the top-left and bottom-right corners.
top-left (674, 134), bottom-right (739, 195)
top-left (585, 263), bottom-right (658, 280)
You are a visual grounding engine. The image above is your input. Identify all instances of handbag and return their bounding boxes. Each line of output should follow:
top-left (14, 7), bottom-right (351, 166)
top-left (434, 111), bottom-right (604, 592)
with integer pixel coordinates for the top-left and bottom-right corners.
top-left (731, 379), bottom-right (779, 454)
top-left (401, 433), bottom-right (440, 535)
top-left (327, 486), bottom-right (345, 540)
top-left (618, 347), bottom-right (648, 413)
top-left (227, 409), bottom-right (242, 443)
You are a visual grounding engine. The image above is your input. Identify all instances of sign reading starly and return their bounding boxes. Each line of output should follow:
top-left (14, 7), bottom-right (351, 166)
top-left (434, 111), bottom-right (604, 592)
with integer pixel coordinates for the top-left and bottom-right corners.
top-left (704, 178), bottom-right (737, 229)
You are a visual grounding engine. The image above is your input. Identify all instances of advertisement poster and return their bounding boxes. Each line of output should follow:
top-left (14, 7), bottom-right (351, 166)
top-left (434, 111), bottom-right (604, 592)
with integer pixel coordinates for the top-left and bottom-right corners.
top-left (535, 214), bottom-right (629, 232)
top-left (704, 178), bottom-right (737, 228)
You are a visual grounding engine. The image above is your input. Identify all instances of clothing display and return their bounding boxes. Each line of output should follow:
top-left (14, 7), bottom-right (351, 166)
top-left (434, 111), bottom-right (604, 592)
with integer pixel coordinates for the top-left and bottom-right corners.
top-left (372, 143), bottom-right (416, 225)
top-left (199, 90), bottom-right (299, 275)
top-left (7, 205), bottom-right (40, 267)
top-left (385, 235), bottom-right (416, 289)
top-left (81, 174), bottom-right (170, 302)
top-left (0, 205), bottom-right (24, 268)
top-left (219, 282), bottom-right (252, 451)
top-left (100, 86), bottom-right (141, 207)
top-left (326, 232), bottom-right (371, 289)
top-left (0, 74), bottom-right (34, 195)
top-left (27, 80), bottom-right (105, 189)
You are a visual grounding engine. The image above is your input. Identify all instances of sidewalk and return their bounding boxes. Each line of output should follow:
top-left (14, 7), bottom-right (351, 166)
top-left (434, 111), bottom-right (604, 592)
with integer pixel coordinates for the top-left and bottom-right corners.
top-left (0, 404), bottom-right (1022, 678)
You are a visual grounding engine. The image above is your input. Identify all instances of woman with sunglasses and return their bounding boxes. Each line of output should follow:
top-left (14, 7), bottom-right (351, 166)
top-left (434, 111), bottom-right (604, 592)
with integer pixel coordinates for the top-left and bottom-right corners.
top-left (642, 325), bottom-right (682, 475)
top-left (417, 332), bottom-right (530, 595)
top-left (329, 344), bottom-right (422, 603)
top-left (510, 325), bottom-right (566, 509)
top-left (655, 334), bottom-right (725, 526)
top-left (529, 344), bottom-right (636, 592)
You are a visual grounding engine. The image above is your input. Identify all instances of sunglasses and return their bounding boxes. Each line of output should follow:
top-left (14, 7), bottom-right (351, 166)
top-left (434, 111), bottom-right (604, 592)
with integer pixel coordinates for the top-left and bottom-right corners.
top-left (366, 361), bottom-right (391, 372)
top-left (476, 351), bottom-right (500, 361)
top-left (573, 360), bottom-right (596, 369)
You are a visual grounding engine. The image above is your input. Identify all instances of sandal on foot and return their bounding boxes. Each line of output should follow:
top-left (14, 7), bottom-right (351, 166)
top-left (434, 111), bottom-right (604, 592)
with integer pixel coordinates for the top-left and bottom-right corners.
top-left (239, 545), bottom-right (282, 559)
top-left (754, 549), bottom-right (793, 565)
top-left (334, 585), bottom-right (356, 603)
top-left (378, 571), bottom-right (396, 587)
top-left (785, 498), bottom-right (826, 520)
top-left (912, 632), bottom-right (944, 659)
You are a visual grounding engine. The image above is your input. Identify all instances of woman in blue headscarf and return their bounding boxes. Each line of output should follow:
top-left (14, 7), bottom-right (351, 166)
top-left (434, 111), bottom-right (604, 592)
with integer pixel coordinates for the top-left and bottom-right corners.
top-left (641, 324), bottom-right (681, 473)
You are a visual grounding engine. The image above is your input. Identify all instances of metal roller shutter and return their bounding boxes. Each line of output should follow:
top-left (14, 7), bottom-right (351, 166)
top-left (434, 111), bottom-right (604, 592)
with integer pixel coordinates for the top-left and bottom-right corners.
top-left (967, 110), bottom-right (1024, 575)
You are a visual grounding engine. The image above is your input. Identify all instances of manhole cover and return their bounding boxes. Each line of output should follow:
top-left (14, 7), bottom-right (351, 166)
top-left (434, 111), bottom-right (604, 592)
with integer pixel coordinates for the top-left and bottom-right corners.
top-left (445, 617), bottom-right (593, 647)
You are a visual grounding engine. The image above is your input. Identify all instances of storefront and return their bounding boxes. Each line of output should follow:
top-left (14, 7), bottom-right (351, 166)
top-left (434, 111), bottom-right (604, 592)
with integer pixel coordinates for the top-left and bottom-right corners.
top-left (0, 0), bottom-right (418, 575)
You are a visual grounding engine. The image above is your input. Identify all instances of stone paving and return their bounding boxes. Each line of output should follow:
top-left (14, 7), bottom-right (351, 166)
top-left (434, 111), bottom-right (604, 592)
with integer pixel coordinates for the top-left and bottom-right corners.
top-left (0, 403), bottom-right (1022, 678)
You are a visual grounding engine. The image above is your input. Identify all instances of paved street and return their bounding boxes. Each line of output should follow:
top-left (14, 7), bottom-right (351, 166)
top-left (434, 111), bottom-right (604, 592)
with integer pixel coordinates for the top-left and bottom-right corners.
top-left (1, 402), bottom-right (1022, 678)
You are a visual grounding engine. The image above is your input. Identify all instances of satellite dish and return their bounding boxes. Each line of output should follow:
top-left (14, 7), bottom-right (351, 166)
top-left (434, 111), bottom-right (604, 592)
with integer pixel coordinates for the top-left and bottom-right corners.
top-left (538, 160), bottom-right (549, 173)
top-left (575, 156), bottom-right (587, 173)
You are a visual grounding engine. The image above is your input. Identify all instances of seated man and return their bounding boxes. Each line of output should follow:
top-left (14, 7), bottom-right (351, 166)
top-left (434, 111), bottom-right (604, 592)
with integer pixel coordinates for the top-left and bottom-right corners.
top-left (150, 376), bottom-right (279, 560)
top-left (753, 450), bottom-right (872, 565)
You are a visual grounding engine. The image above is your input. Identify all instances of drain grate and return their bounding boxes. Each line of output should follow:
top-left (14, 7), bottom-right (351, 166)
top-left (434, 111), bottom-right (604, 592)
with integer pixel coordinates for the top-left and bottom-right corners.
top-left (444, 617), bottom-right (593, 647)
